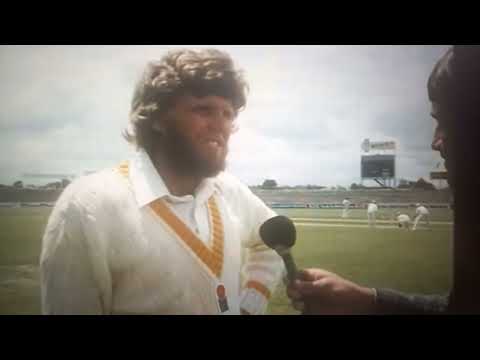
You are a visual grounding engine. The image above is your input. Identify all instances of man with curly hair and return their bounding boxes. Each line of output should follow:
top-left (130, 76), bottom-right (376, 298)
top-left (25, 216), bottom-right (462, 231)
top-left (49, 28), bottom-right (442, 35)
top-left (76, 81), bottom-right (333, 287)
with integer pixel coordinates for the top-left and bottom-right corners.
top-left (40, 48), bottom-right (284, 315)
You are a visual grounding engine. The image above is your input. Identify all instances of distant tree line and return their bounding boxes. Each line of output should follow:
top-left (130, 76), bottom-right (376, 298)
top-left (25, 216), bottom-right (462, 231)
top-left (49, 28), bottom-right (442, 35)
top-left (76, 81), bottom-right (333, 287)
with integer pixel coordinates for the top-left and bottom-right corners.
top-left (251, 177), bottom-right (440, 191)
top-left (2, 179), bottom-right (71, 190)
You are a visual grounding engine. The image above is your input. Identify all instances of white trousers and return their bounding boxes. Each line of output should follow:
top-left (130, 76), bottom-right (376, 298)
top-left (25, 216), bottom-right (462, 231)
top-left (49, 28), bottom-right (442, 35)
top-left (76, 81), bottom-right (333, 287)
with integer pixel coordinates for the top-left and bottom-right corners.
top-left (413, 214), bottom-right (429, 230)
top-left (368, 212), bottom-right (376, 227)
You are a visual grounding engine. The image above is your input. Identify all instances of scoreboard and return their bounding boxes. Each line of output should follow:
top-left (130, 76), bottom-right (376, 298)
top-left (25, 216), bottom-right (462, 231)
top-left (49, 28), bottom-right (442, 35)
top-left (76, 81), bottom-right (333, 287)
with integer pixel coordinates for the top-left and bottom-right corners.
top-left (361, 155), bottom-right (395, 178)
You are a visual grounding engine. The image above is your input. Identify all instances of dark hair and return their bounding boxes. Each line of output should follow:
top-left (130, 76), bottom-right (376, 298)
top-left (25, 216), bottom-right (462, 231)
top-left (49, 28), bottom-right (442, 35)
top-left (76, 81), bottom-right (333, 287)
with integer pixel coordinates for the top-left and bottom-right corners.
top-left (427, 47), bottom-right (455, 106)
top-left (428, 46), bottom-right (480, 113)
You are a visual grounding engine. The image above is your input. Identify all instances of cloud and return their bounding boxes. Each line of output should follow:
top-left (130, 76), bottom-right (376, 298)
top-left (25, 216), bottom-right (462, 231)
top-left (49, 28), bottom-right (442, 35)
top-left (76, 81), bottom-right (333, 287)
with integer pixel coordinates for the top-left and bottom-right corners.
top-left (0, 45), bottom-right (450, 187)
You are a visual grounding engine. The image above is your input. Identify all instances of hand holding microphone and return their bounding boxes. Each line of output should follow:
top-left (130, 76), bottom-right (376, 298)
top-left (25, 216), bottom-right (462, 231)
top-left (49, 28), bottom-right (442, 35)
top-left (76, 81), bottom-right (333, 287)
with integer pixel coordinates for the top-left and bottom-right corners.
top-left (259, 218), bottom-right (376, 314)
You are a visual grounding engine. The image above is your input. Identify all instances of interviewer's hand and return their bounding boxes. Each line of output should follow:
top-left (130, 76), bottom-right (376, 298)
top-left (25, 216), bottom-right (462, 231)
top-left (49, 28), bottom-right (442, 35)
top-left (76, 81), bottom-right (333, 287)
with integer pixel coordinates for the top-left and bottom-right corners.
top-left (286, 268), bottom-right (376, 315)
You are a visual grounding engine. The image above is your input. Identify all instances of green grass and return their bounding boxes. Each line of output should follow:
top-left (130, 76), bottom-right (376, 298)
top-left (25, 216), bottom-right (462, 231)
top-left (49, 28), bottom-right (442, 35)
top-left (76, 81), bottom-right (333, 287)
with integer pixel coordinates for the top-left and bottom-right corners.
top-left (0, 207), bottom-right (51, 315)
top-left (0, 207), bottom-right (452, 315)
top-left (275, 207), bottom-right (453, 221)
top-left (266, 209), bottom-right (452, 315)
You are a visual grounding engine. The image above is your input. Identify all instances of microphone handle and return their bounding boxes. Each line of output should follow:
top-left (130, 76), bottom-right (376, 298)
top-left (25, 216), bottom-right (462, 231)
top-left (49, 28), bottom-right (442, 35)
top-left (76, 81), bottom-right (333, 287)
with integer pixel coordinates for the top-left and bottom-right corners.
top-left (281, 251), bottom-right (310, 314)
top-left (281, 251), bottom-right (298, 283)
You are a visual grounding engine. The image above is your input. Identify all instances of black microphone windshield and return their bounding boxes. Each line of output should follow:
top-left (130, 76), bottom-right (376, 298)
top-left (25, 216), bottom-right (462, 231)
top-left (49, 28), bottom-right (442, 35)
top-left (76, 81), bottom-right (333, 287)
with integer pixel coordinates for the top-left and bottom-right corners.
top-left (259, 215), bottom-right (296, 249)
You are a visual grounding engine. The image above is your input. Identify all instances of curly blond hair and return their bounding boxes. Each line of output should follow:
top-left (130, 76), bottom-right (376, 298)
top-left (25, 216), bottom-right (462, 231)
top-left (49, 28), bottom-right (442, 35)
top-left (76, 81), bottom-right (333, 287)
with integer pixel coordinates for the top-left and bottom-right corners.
top-left (124, 48), bottom-right (248, 150)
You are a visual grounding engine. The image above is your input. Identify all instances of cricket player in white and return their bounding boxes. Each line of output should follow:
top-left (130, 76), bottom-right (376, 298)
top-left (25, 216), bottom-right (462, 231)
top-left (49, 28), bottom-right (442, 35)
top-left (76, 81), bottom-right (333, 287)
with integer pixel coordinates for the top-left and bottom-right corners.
top-left (396, 213), bottom-right (411, 230)
top-left (367, 200), bottom-right (378, 228)
top-left (342, 198), bottom-right (351, 218)
top-left (413, 203), bottom-right (430, 231)
top-left (40, 49), bottom-right (284, 315)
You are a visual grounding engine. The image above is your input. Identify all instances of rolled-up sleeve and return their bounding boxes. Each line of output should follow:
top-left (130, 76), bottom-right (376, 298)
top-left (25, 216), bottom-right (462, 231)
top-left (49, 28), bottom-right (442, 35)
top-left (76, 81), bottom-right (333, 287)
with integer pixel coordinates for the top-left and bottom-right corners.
top-left (239, 189), bottom-right (285, 315)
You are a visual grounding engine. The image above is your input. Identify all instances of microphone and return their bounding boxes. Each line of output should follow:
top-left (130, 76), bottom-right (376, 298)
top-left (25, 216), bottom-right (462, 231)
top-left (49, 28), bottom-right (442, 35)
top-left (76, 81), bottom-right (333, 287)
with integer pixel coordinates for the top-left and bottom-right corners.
top-left (259, 215), bottom-right (298, 283)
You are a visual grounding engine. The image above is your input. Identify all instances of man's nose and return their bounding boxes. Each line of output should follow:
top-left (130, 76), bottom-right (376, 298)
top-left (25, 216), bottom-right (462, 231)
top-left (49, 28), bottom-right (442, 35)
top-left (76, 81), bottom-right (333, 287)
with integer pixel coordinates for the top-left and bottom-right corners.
top-left (431, 135), bottom-right (444, 151)
top-left (208, 112), bottom-right (233, 131)
top-left (432, 137), bottom-right (443, 151)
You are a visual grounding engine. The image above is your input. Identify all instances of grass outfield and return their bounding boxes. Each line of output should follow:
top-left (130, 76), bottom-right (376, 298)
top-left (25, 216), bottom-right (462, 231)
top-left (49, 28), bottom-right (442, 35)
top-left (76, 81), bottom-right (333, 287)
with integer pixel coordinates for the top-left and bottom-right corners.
top-left (275, 207), bottom-right (453, 222)
top-left (0, 208), bottom-right (48, 315)
top-left (267, 208), bottom-right (452, 314)
top-left (0, 207), bottom-right (452, 315)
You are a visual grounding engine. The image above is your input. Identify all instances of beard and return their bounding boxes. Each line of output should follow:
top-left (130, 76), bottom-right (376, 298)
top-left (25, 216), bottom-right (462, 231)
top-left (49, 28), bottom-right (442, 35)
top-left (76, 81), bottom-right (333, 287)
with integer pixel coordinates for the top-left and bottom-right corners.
top-left (441, 146), bottom-right (454, 192)
top-left (446, 163), bottom-right (455, 191)
top-left (159, 125), bottom-right (228, 179)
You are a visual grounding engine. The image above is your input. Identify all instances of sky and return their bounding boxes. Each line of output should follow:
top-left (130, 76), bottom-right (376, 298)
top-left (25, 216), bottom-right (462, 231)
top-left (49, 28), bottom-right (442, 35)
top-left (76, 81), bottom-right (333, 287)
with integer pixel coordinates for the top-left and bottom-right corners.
top-left (0, 45), bottom-right (450, 187)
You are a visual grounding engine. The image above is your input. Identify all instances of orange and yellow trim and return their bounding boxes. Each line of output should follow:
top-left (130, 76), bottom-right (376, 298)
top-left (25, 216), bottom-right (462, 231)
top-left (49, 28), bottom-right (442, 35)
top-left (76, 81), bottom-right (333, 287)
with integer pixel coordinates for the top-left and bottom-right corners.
top-left (118, 161), bottom-right (129, 178)
top-left (149, 199), bottom-right (224, 278)
top-left (246, 280), bottom-right (271, 300)
top-left (117, 161), bottom-right (224, 279)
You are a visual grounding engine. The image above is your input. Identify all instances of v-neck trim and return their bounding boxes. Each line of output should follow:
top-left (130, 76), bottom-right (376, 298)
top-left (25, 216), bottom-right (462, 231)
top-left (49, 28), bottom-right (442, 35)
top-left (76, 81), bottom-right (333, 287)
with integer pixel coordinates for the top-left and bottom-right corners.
top-left (149, 197), bottom-right (224, 278)
top-left (117, 161), bottom-right (225, 279)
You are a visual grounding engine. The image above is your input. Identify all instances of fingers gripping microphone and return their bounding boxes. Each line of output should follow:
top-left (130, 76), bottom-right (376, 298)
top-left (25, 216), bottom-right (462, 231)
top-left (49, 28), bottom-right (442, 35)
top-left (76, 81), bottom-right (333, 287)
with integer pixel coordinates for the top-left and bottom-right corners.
top-left (259, 216), bottom-right (298, 283)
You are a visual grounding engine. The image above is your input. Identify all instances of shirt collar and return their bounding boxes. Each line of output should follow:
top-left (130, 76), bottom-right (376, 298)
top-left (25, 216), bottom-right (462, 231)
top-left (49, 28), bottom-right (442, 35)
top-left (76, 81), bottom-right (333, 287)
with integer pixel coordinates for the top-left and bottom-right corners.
top-left (129, 148), bottom-right (221, 208)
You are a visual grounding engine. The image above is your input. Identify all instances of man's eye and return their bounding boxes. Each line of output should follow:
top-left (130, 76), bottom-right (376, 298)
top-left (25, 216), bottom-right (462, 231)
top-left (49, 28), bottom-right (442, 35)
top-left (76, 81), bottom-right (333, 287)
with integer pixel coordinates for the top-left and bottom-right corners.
top-left (193, 106), bottom-right (210, 113)
top-left (224, 110), bottom-right (235, 120)
top-left (192, 105), bottom-right (235, 121)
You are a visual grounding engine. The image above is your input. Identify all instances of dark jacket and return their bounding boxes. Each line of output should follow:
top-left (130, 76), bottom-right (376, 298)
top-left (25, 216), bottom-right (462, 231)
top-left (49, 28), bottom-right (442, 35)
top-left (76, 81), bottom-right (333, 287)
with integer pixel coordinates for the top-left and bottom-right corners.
top-left (375, 288), bottom-right (449, 314)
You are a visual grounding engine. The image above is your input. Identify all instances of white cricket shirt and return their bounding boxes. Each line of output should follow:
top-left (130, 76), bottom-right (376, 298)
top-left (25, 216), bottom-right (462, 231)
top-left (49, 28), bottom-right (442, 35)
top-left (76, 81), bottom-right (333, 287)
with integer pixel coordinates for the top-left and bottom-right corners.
top-left (40, 149), bottom-right (284, 315)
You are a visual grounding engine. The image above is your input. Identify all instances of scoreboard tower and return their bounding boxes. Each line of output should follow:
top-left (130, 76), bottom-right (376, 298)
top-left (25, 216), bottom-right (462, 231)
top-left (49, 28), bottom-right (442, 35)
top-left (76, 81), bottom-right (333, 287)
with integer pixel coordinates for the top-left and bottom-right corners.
top-left (360, 138), bottom-right (397, 188)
